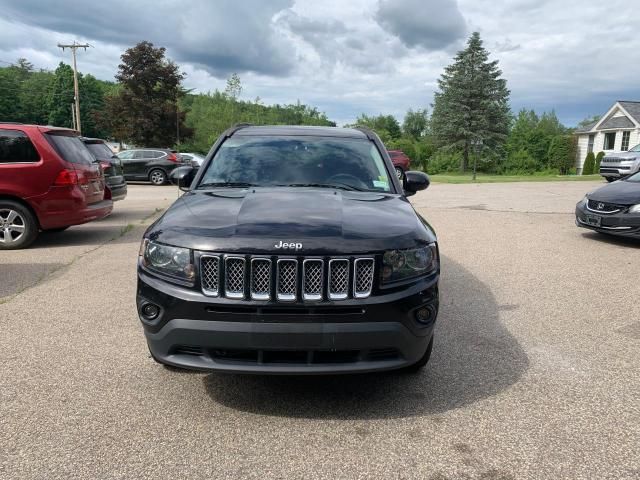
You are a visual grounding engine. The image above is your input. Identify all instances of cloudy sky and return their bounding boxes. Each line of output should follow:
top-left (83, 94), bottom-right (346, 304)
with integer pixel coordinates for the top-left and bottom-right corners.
top-left (0, 0), bottom-right (637, 126)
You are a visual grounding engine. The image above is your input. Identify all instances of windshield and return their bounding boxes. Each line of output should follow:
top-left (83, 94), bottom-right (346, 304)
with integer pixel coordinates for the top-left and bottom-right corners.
top-left (629, 144), bottom-right (640, 152)
top-left (198, 135), bottom-right (392, 192)
top-left (625, 171), bottom-right (640, 182)
top-left (85, 142), bottom-right (114, 160)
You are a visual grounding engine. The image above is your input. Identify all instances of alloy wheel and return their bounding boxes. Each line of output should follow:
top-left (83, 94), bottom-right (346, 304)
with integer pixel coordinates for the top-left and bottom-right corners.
top-left (0, 209), bottom-right (26, 245)
top-left (150, 170), bottom-right (166, 185)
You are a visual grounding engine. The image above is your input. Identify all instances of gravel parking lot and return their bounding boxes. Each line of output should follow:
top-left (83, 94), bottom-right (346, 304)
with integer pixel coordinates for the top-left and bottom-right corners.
top-left (1, 181), bottom-right (639, 479)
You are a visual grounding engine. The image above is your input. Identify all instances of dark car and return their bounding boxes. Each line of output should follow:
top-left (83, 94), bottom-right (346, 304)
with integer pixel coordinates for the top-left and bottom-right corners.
top-left (0, 123), bottom-right (112, 250)
top-left (575, 171), bottom-right (640, 237)
top-left (136, 125), bottom-right (438, 374)
top-left (388, 149), bottom-right (411, 180)
top-left (116, 148), bottom-right (187, 185)
top-left (82, 138), bottom-right (127, 201)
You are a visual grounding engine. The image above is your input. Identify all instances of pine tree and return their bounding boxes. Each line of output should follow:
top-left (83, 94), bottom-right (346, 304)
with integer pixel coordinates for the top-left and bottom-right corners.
top-left (47, 63), bottom-right (75, 128)
top-left (582, 152), bottom-right (596, 175)
top-left (431, 32), bottom-right (510, 171)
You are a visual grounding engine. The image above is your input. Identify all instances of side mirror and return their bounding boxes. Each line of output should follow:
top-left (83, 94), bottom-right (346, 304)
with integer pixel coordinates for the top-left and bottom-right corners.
top-left (170, 166), bottom-right (195, 192)
top-left (403, 171), bottom-right (430, 196)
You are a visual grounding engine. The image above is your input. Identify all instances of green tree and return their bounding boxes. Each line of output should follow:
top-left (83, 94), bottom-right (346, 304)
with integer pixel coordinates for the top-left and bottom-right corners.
top-left (431, 31), bottom-right (510, 171)
top-left (17, 71), bottom-right (53, 124)
top-left (224, 73), bottom-right (242, 100)
top-left (106, 41), bottom-right (187, 146)
top-left (47, 63), bottom-right (75, 128)
top-left (577, 114), bottom-right (601, 129)
top-left (402, 108), bottom-right (429, 139)
top-left (548, 135), bottom-right (577, 175)
top-left (0, 68), bottom-right (21, 121)
top-left (78, 74), bottom-right (107, 137)
top-left (582, 152), bottom-right (596, 175)
top-left (594, 151), bottom-right (604, 173)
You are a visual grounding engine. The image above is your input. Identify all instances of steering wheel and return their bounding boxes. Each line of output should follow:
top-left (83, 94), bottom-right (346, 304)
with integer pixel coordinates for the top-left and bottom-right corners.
top-left (325, 173), bottom-right (369, 190)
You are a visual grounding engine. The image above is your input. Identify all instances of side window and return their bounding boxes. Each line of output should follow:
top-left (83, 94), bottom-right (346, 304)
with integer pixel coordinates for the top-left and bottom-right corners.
top-left (133, 151), bottom-right (146, 159)
top-left (151, 151), bottom-right (165, 159)
top-left (118, 150), bottom-right (134, 160)
top-left (0, 129), bottom-right (40, 163)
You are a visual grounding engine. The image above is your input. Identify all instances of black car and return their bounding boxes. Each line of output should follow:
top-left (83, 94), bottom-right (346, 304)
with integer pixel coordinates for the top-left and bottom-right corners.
top-left (136, 125), bottom-right (439, 374)
top-left (82, 138), bottom-right (127, 202)
top-left (116, 148), bottom-right (187, 185)
top-left (576, 171), bottom-right (640, 236)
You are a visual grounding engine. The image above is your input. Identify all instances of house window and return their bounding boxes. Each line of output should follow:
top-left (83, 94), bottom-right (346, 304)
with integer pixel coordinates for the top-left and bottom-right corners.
top-left (603, 132), bottom-right (616, 150)
top-left (621, 131), bottom-right (631, 151)
top-left (587, 134), bottom-right (595, 153)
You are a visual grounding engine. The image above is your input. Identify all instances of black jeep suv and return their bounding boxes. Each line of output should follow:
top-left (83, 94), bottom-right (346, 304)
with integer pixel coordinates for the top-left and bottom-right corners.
top-left (137, 125), bottom-right (439, 374)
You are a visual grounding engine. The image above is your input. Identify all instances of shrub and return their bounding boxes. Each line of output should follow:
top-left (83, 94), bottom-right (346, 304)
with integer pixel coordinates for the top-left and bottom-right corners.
top-left (582, 152), bottom-right (596, 175)
top-left (594, 151), bottom-right (604, 173)
top-left (503, 149), bottom-right (538, 174)
top-left (548, 135), bottom-right (577, 175)
top-left (427, 150), bottom-right (463, 174)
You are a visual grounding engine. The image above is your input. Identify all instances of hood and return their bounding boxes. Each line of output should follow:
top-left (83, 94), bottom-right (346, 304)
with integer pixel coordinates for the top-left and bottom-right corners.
top-left (146, 187), bottom-right (436, 254)
top-left (589, 179), bottom-right (640, 204)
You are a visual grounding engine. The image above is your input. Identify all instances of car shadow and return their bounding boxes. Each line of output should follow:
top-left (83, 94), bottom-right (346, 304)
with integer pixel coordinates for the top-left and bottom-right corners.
top-left (0, 262), bottom-right (66, 299)
top-left (202, 256), bottom-right (529, 419)
top-left (580, 231), bottom-right (640, 248)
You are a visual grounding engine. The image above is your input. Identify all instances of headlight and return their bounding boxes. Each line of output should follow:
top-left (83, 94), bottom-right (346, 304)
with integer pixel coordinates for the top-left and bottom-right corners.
top-left (580, 195), bottom-right (588, 206)
top-left (629, 204), bottom-right (640, 213)
top-left (381, 245), bottom-right (438, 284)
top-left (140, 239), bottom-right (195, 283)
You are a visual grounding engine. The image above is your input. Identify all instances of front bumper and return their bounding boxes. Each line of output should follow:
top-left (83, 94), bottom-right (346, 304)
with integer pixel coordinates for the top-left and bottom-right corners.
top-left (137, 270), bottom-right (439, 374)
top-left (575, 202), bottom-right (640, 237)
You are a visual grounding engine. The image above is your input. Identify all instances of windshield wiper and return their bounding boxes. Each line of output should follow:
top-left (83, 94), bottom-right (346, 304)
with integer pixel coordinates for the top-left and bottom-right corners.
top-left (197, 181), bottom-right (258, 189)
top-left (278, 183), bottom-right (364, 191)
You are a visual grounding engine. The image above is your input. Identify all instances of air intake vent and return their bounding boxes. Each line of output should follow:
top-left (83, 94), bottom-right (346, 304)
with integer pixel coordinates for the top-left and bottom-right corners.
top-left (277, 259), bottom-right (298, 301)
top-left (328, 259), bottom-right (349, 300)
top-left (302, 259), bottom-right (323, 301)
top-left (250, 258), bottom-right (271, 300)
top-left (354, 258), bottom-right (374, 298)
top-left (200, 255), bottom-right (220, 296)
top-left (225, 256), bottom-right (245, 299)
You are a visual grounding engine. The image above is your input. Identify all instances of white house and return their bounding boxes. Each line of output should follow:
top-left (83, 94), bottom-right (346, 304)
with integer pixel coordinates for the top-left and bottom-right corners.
top-left (575, 101), bottom-right (640, 173)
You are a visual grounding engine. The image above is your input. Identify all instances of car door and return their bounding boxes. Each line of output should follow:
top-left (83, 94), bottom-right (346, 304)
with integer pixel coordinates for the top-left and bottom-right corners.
top-left (117, 150), bottom-right (136, 179)
top-left (132, 150), bottom-right (150, 178)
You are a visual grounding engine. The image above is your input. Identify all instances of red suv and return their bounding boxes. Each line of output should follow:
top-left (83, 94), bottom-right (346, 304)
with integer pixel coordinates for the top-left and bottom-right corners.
top-left (388, 150), bottom-right (411, 180)
top-left (0, 124), bottom-right (113, 250)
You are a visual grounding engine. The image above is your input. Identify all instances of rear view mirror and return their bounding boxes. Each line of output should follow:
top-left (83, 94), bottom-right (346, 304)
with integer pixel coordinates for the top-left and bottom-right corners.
top-left (403, 171), bottom-right (430, 197)
top-left (170, 166), bottom-right (195, 192)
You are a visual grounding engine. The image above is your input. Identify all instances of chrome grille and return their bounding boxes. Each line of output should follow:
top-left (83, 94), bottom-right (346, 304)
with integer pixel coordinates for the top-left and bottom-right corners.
top-left (277, 259), bottom-right (298, 301)
top-left (303, 259), bottom-right (323, 301)
top-left (329, 259), bottom-right (349, 300)
top-left (587, 199), bottom-right (624, 213)
top-left (225, 257), bottom-right (245, 299)
top-left (354, 258), bottom-right (374, 298)
top-left (200, 255), bottom-right (220, 296)
top-left (250, 258), bottom-right (271, 300)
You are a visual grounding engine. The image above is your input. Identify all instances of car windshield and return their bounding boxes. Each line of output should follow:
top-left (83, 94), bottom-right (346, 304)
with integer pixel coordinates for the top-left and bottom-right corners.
top-left (629, 144), bottom-right (640, 152)
top-left (198, 135), bottom-right (392, 192)
top-left (85, 142), bottom-right (115, 160)
top-left (625, 171), bottom-right (640, 182)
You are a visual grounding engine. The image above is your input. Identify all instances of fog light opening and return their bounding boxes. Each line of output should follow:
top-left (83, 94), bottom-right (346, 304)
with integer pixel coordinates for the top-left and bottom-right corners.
top-left (415, 305), bottom-right (436, 325)
top-left (141, 303), bottom-right (161, 320)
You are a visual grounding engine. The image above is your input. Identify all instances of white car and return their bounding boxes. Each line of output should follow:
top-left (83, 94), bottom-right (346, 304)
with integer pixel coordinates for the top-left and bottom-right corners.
top-left (180, 152), bottom-right (206, 168)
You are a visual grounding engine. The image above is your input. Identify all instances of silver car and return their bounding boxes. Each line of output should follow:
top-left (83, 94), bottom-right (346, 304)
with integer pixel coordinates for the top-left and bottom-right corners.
top-left (600, 144), bottom-right (640, 182)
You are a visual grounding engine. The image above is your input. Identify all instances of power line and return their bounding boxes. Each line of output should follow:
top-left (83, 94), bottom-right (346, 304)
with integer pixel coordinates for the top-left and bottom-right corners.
top-left (57, 42), bottom-right (91, 133)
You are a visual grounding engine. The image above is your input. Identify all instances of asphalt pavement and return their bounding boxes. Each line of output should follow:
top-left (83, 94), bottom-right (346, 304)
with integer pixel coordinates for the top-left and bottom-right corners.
top-left (1, 181), bottom-right (639, 480)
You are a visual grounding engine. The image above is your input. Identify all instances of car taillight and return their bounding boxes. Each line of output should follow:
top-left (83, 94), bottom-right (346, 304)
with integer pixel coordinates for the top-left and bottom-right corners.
top-left (99, 161), bottom-right (111, 172)
top-left (167, 153), bottom-right (178, 162)
top-left (53, 169), bottom-right (79, 186)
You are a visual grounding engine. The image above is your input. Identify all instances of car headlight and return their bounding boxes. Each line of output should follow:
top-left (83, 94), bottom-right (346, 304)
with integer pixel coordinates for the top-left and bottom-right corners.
top-left (629, 204), bottom-right (640, 214)
top-left (381, 245), bottom-right (438, 284)
top-left (140, 239), bottom-right (195, 283)
top-left (580, 195), bottom-right (588, 206)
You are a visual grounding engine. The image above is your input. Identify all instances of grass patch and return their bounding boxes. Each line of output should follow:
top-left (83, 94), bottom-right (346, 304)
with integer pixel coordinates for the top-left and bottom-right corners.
top-left (428, 173), bottom-right (603, 184)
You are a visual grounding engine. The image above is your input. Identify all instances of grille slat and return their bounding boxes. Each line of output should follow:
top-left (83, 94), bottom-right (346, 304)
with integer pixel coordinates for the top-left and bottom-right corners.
top-left (201, 255), bottom-right (374, 302)
top-left (302, 259), bottom-right (323, 301)
top-left (225, 257), bottom-right (246, 299)
top-left (277, 259), bottom-right (298, 301)
top-left (200, 255), bottom-right (220, 296)
top-left (250, 258), bottom-right (272, 300)
top-left (354, 258), bottom-right (374, 298)
top-left (587, 199), bottom-right (625, 213)
top-left (329, 259), bottom-right (349, 300)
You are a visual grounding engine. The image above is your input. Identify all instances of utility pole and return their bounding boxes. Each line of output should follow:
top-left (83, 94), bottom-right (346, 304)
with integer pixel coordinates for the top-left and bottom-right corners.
top-left (58, 42), bottom-right (90, 134)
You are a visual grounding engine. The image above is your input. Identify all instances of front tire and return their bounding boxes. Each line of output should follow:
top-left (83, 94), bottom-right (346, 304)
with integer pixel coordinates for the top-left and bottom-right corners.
top-left (605, 177), bottom-right (616, 183)
top-left (0, 201), bottom-right (38, 250)
top-left (149, 169), bottom-right (167, 186)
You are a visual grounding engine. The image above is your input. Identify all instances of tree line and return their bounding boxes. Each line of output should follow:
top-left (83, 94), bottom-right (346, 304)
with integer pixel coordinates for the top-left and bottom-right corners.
top-left (0, 36), bottom-right (586, 175)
